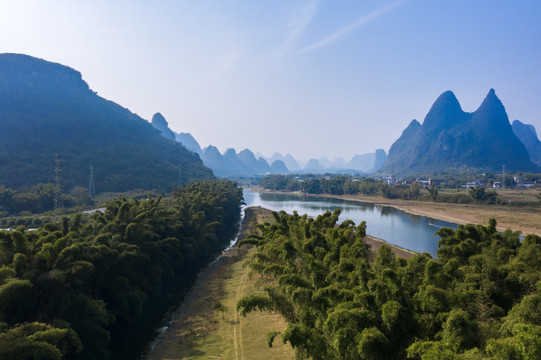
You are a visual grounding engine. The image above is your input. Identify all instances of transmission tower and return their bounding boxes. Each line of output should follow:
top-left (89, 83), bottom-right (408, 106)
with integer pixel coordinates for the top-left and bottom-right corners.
top-left (53, 154), bottom-right (64, 221)
top-left (89, 165), bottom-right (96, 197)
top-left (502, 164), bottom-right (506, 189)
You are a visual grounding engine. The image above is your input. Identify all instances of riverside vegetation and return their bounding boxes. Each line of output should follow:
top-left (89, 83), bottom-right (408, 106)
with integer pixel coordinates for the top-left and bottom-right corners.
top-left (260, 174), bottom-right (541, 207)
top-left (148, 206), bottom-right (413, 360)
top-left (0, 180), bottom-right (243, 360)
top-left (237, 210), bottom-right (541, 359)
top-left (148, 206), bottom-right (296, 360)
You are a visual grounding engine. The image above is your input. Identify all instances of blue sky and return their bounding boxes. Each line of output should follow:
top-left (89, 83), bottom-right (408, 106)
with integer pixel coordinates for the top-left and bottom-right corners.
top-left (1, 0), bottom-right (540, 161)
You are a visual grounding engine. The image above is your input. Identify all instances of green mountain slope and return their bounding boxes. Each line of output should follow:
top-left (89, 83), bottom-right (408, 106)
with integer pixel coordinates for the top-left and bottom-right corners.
top-left (0, 54), bottom-right (214, 192)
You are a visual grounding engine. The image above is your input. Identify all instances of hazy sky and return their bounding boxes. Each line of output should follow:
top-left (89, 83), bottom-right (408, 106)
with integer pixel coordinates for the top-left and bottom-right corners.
top-left (1, 0), bottom-right (540, 161)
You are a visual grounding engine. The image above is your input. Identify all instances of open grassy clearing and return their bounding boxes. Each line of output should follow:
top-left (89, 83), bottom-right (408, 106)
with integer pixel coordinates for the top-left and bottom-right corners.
top-left (147, 205), bottom-right (417, 360)
top-left (438, 187), bottom-right (540, 203)
top-left (147, 207), bottom-right (295, 360)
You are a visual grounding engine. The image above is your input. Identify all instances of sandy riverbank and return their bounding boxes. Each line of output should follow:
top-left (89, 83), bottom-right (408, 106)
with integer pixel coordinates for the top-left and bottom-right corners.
top-left (250, 187), bottom-right (541, 237)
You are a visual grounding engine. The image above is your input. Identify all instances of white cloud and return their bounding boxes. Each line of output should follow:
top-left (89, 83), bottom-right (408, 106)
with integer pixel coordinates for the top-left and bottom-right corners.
top-left (276, 1), bottom-right (318, 57)
top-left (298, 0), bottom-right (407, 54)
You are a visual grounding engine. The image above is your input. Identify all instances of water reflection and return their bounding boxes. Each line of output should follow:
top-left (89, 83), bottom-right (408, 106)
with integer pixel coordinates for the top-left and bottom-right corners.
top-left (244, 190), bottom-right (459, 257)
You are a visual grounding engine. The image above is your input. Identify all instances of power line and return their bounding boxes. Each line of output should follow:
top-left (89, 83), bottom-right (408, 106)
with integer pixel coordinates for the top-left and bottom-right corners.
top-left (502, 164), bottom-right (506, 190)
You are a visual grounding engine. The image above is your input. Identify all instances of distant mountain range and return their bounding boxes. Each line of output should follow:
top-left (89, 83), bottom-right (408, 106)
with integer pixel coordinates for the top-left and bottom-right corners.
top-left (150, 116), bottom-right (280, 176)
top-left (512, 120), bottom-right (541, 167)
top-left (259, 151), bottom-right (386, 174)
top-left (381, 89), bottom-right (539, 174)
top-left (4, 54), bottom-right (539, 193)
top-left (0, 54), bottom-right (214, 192)
top-left (151, 114), bottom-right (387, 176)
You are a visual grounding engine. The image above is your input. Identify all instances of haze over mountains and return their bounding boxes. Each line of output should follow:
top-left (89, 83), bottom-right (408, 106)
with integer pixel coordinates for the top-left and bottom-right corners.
top-left (512, 120), bottom-right (541, 167)
top-left (0, 54), bottom-right (214, 192)
top-left (2, 53), bottom-right (540, 190)
top-left (0, 51), bottom-right (386, 189)
top-left (381, 89), bottom-right (539, 175)
top-left (150, 113), bottom-right (387, 176)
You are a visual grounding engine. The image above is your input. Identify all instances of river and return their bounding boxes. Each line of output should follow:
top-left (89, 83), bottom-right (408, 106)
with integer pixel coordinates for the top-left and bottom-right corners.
top-left (243, 189), bottom-right (459, 256)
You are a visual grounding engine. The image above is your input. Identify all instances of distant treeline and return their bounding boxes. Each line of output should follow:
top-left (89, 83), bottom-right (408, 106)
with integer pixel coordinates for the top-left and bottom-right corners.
top-left (0, 180), bottom-right (243, 359)
top-left (238, 210), bottom-right (541, 359)
top-left (0, 184), bottom-right (93, 218)
top-left (260, 175), bottom-right (503, 205)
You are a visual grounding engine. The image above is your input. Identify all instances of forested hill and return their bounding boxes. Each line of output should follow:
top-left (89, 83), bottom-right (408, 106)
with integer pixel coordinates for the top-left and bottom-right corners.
top-left (0, 53), bottom-right (214, 192)
top-left (0, 180), bottom-right (243, 359)
top-left (238, 210), bottom-right (541, 359)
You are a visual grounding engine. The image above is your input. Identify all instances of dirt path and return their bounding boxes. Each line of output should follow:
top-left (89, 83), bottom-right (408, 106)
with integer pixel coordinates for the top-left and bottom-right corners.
top-left (147, 207), bottom-right (295, 360)
top-left (145, 248), bottom-right (240, 360)
top-left (233, 272), bottom-right (248, 360)
top-left (145, 206), bottom-right (416, 360)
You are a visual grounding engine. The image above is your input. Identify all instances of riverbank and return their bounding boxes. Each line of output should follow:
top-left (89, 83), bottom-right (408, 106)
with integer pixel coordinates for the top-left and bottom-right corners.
top-left (146, 206), bottom-right (414, 359)
top-left (250, 187), bottom-right (541, 236)
top-left (146, 207), bottom-right (295, 360)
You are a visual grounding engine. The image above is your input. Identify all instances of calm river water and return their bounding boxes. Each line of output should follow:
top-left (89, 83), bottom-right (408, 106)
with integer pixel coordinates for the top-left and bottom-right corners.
top-left (243, 189), bottom-right (459, 257)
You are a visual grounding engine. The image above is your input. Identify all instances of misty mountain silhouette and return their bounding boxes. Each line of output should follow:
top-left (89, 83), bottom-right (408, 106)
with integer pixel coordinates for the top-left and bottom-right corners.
top-left (512, 120), bottom-right (541, 167)
top-left (381, 89), bottom-right (538, 174)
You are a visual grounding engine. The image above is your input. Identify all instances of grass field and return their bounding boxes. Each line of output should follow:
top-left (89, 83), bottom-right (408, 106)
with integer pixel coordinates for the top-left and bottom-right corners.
top-left (147, 205), bottom-right (418, 360)
top-left (147, 207), bottom-right (295, 360)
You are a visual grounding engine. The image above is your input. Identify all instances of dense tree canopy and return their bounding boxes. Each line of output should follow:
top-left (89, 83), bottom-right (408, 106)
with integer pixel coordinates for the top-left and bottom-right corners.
top-left (238, 210), bottom-right (541, 359)
top-left (0, 180), bottom-right (243, 359)
top-left (0, 184), bottom-right (91, 217)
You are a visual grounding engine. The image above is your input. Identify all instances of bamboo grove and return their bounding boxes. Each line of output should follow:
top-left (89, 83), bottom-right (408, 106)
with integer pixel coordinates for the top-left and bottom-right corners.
top-left (237, 210), bottom-right (541, 359)
top-left (0, 180), bottom-right (243, 359)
